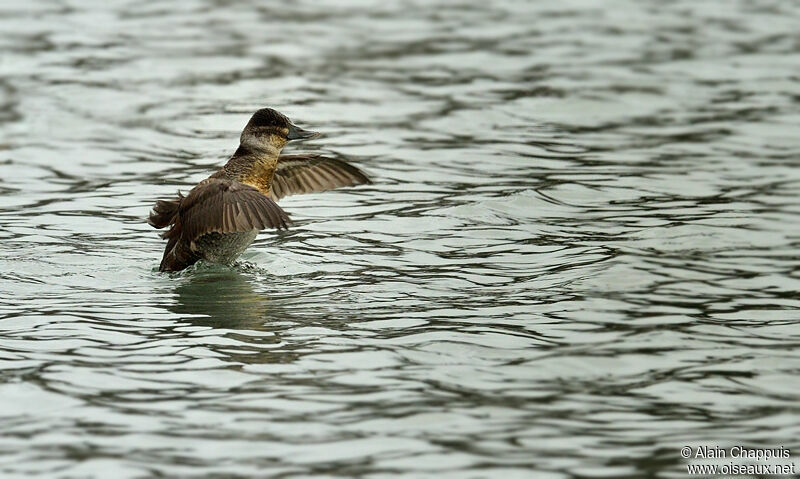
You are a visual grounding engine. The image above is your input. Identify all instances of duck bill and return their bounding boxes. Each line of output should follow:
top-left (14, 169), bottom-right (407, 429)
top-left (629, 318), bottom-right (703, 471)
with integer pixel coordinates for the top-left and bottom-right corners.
top-left (287, 124), bottom-right (320, 141)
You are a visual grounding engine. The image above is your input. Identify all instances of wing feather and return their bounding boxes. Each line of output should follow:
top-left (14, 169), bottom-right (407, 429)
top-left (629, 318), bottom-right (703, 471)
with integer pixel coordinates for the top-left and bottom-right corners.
top-left (271, 154), bottom-right (371, 201)
top-left (320, 163), bottom-right (350, 185)
top-left (155, 178), bottom-right (291, 245)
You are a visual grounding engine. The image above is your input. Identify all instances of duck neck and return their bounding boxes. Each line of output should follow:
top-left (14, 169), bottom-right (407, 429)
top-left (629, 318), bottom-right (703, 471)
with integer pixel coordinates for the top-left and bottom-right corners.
top-left (238, 137), bottom-right (283, 159)
top-left (226, 144), bottom-right (283, 196)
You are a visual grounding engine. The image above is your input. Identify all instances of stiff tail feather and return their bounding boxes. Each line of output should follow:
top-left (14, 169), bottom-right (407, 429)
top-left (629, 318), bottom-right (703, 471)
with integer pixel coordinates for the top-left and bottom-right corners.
top-left (148, 192), bottom-right (184, 231)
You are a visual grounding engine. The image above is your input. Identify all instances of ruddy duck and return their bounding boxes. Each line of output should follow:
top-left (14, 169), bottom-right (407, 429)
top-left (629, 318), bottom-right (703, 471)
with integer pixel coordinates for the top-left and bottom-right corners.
top-left (148, 108), bottom-right (371, 272)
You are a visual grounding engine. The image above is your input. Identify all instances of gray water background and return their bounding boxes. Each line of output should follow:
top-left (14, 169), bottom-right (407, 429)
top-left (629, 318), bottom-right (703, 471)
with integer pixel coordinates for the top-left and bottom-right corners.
top-left (1, 0), bottom-right (799, 477)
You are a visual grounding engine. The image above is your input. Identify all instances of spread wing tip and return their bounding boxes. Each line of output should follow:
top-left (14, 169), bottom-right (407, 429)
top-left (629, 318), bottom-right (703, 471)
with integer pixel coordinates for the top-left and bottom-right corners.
top-left (353, 168), bottom-right (372, 186)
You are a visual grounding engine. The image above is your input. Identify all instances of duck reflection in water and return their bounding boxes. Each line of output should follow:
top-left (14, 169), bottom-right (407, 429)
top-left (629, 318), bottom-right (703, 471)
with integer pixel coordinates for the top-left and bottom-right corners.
top-left (170, 266), bottom-right (274, 329)
top-left (167, 266), bottom-right (304, 364)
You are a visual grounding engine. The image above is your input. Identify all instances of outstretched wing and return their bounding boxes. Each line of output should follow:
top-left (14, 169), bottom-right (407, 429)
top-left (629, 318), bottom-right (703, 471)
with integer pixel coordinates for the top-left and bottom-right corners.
top-left (175, 178), bottom-right (290, 240)
top-left (271, 154), bottom-right (371, 201)
top-left (150, 178), bottom-right (290, 242)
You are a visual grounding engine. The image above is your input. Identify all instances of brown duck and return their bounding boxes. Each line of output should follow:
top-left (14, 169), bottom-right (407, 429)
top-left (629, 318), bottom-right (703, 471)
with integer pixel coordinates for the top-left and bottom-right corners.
top-left (148, 108), bottom-right (371, 272)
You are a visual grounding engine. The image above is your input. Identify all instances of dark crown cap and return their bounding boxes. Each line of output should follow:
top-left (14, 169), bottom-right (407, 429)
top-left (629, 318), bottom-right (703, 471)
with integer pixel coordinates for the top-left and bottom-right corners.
top-left (247, 108), bottom-right (291, 129)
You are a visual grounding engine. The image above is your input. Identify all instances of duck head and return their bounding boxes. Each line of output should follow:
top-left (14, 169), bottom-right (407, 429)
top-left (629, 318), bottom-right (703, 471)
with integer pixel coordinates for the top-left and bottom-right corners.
top-left (239, 108), bottom-right (319, 154)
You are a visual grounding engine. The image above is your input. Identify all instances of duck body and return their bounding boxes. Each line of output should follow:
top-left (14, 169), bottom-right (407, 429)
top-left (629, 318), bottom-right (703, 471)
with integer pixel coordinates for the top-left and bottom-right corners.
top-left (193, 230), bottom-right (259, 265)
top-left (149, 108), bottom-right (371, 272)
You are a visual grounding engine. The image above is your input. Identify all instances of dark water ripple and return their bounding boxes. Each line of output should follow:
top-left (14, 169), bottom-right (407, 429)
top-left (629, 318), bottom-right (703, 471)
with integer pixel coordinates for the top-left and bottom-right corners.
top-left (1, 0), bottom-right (799, 477)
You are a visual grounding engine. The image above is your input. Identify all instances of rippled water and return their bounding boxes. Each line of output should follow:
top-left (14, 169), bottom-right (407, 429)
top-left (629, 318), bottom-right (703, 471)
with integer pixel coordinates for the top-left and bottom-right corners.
top-left (1, 0), bottom-right (799, 477)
